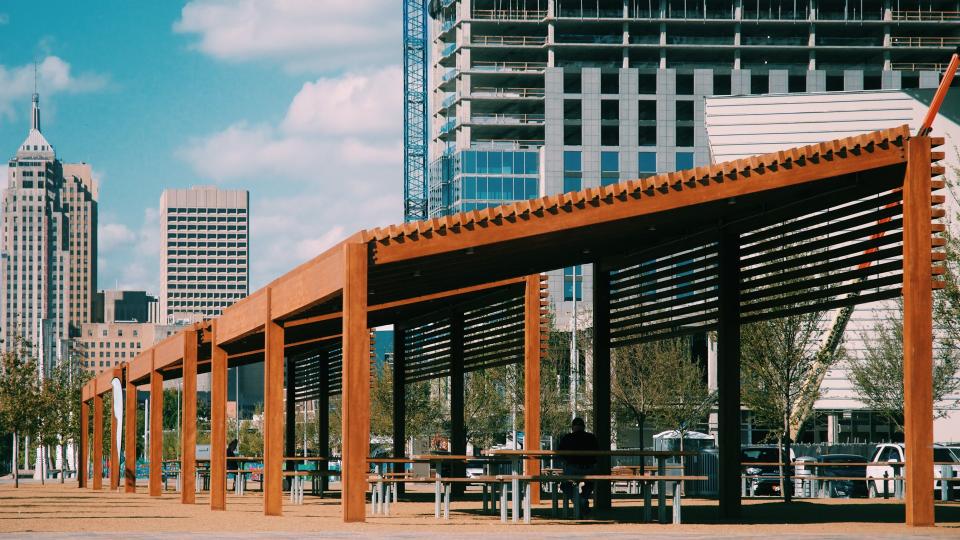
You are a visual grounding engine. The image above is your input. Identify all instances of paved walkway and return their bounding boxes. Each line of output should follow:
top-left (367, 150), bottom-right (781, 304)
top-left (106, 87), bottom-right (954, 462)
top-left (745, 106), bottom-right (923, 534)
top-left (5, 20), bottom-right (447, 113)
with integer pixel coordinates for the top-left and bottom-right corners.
top-left (0, 481), bottom-right (957, 539)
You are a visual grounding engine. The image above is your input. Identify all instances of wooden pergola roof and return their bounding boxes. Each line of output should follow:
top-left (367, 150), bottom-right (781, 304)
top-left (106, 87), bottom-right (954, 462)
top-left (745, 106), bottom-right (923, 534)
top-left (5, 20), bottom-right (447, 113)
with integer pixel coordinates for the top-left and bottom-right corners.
top-left (79, 125), bottom-right (945, 526)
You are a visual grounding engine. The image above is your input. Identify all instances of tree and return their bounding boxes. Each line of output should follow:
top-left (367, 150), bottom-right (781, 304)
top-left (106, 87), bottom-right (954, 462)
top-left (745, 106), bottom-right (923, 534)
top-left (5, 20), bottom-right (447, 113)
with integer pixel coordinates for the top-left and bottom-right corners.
top-left (612, 338), bottom-right (714, 450)
top-left (39, 354), bottom-right (89, 483)
top-left (741, 310), bottom-right (832, 503)
top-left (849, 301), bottom-right (960, 429)
top-left (370, 364), bottom-right (394, 439)
top-left (0, 335), bottom-right (42, 488)
top-left (648, 341), bottom-right (715, 451)
top-left (463, 368), bottom-right (510, 449)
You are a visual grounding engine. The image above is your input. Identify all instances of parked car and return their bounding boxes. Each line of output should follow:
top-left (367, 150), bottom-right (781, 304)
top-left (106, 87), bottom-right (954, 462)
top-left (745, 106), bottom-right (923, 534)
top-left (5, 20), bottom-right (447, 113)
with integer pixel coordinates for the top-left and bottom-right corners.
top-left (817, 453), bottom-right (868, 498)
top-left (742, 445), bottom-right (795, 496)
top-left (866, 443), bottom-right (960, 497)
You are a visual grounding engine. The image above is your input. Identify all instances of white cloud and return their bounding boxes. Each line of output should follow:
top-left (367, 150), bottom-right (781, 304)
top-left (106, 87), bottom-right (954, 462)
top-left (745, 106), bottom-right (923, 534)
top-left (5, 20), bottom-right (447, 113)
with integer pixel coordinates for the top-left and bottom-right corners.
top-left (178, 67), bottom-right (404, 287)
top-left (0, 55), bottom-right (107, 123)
top-left (174, 0), bottom-right (399, 72)
top-left (98, 222), bottom-right (135, 251)
top-left (97, 208), bottom-right (161, 293)
top-left (282, 67), bottom-right (401, 136)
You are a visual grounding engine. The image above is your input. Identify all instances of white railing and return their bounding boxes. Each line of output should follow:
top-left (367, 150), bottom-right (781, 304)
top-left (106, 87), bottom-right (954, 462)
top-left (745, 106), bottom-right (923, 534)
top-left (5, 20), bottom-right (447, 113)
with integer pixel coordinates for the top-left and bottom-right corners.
top-left (471, 113), bottom-right (545, 125)
top-left (471, 61), bottom-right (548, 72)
top-left (891, 9), bottom-right (960, 21)
top-left (471, 87), bottom-right (546, 98)
top-left (471, 35), bottom-right (547, 47)
top-left (472, 9), bottom-right (546, 21)
top-left (890, 36), bottom-right (960, 47)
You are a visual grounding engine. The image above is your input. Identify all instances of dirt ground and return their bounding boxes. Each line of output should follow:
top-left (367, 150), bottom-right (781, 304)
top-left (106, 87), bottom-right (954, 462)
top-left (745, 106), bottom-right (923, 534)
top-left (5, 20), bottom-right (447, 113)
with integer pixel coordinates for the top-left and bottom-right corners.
top-left (1, 480), bottom-right (959, 537)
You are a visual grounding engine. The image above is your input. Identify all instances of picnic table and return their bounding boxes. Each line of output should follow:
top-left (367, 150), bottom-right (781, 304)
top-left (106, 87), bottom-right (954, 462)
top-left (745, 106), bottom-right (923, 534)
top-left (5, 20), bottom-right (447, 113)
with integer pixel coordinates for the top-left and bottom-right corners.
top-left (483, 449), bottom-right (696, 522)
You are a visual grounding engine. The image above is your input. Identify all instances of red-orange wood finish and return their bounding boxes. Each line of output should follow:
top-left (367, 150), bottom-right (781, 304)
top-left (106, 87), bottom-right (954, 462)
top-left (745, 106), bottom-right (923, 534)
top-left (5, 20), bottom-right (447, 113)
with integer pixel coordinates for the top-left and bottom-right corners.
top-left (342, 242), bottom-right (370, 522)
top-left (92, 390), bottom-right (103, 491)
top-left (902, 136), bottom-right (934, 527)
top-left (149, 359), bottom-right (163, 497)
top-left (124, 369), bottom-right (137, 493)
top-left (263, 288), bottom-right (285, 516)
top-left (181, 329), bottom-right (198, 504)
top-left (523, 274), bottom-right (542, 504)
top-left (210, 322), bottom-right (228, 511)
top-left (79, 399), bottom-right (89, 488)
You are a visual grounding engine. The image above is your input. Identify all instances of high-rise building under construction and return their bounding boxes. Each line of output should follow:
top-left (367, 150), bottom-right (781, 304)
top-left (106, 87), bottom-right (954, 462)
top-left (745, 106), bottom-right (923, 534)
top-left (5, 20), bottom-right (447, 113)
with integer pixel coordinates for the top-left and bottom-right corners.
top-left (426, 0), bottom-right (958, 326)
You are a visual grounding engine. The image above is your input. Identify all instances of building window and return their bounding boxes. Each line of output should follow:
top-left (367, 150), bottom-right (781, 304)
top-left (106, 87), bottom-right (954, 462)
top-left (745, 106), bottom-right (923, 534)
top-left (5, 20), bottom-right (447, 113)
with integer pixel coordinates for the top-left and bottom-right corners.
top-left (638, 152), bottom-right (657, 177)
top-left (563, 265), bottom-right (583, 302)
top-left (600, 151), bottom-right (619, 186)
top-left (563, 151), bottom-right (582, 192)
top-left (676, 152), bottom-right (694, 170)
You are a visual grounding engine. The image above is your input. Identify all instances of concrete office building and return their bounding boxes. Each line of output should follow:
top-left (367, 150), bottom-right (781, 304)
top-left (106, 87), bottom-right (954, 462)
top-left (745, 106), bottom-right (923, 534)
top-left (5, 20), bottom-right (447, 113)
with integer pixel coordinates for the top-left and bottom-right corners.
top-left (78, 321), bottom-right (181, 374)
top-left (1, 93), bottom-right (98, 372)
top-left (160, 186), bottom-right (249, 324)
top-left (704, 88), bottom-right (960, 442)
top-left (426, 0), bottom-right (958, 328)
top-left (93, 289), bottom-right (159, 324)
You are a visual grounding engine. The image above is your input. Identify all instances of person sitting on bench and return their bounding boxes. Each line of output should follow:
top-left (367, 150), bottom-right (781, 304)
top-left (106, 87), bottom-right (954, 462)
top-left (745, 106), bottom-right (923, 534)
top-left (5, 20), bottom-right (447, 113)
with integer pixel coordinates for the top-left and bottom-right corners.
top-left (558, 417), bottom-right (599, 512)
top-left (226, 439), bottom-right (239, 490)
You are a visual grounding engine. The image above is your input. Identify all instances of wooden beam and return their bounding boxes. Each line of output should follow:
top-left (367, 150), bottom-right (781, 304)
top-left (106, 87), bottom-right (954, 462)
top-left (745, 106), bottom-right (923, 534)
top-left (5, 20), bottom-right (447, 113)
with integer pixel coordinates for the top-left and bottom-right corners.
top-left (210, 322), bottom-right (228, 511)
top-left (149, 357), bottom-right (163, 497)
top-left (592, 266), bottom-right (612, 510)
top-left (285, 354), bottom-right (297, 479)
top-left (372, 136), bottom-right (908, 265)
top-left (110, 382), bottom-right (119, 492)
top-left (92, 391), bottom-right (103, 491)
top-left (903, 136), bottom-right (934, 527)
top-left (317, 349), bottom-right (330, 494)
top-left (342, 242), bottom-right (370, 523)
top-left (124, 368), bottom-right (137, 493)
top-left (181, 329), bottom-right (198, 504)
top-left (450, 310), bottom-right (466, 489)
top-left (392, 327), bottom-right (405, 496)
top-left (263, 287), bottom-right (285, 516)
top-left (717, 230), bottom-right (741, 520)
top-left (523, 275), bottom-right (542, 505)
top-left (79, 399), bottom-right (89, 488)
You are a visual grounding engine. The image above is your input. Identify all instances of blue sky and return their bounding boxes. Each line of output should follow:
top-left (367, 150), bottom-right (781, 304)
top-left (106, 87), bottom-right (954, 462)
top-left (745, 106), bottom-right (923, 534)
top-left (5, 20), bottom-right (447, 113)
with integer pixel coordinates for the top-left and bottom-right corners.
top-left (0, 0), bottom-right (403, 292)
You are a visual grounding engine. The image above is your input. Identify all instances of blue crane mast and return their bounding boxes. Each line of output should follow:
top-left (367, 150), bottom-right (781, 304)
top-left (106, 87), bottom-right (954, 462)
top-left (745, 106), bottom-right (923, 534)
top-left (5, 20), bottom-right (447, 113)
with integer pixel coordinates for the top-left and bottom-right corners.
top-left (403, 0), bottom-right (429, 222)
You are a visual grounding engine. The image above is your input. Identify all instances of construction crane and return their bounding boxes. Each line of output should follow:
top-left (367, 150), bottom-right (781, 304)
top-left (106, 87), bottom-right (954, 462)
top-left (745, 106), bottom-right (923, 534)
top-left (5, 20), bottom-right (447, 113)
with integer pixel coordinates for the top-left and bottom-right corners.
top-left (790, 48), bottom-right (960, 438)
top-left (403, 0), bottom-right (429, 222)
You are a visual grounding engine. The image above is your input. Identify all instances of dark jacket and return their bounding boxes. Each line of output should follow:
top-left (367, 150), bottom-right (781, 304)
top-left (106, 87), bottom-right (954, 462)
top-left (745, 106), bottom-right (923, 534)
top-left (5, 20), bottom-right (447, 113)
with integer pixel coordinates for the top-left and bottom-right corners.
top-left (558, 430), bottom-right (599, 467)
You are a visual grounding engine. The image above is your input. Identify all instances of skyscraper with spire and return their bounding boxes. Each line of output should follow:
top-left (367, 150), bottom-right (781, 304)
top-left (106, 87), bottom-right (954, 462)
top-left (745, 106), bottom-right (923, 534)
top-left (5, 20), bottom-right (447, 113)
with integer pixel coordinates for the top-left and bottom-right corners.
top-left (1, 93), bottom-right (98, 372)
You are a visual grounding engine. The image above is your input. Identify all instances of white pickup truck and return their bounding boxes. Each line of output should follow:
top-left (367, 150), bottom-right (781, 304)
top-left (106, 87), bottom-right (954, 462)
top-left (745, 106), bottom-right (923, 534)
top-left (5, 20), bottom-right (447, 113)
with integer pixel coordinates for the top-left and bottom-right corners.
top-left (866, 443), bottom-right (959, 497)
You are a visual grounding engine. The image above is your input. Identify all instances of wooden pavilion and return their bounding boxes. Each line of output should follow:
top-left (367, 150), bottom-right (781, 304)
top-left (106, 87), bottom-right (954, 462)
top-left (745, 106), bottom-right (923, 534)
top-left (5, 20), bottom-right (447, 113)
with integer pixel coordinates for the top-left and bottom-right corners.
top-left (80, 126), bottom-right (945, 526)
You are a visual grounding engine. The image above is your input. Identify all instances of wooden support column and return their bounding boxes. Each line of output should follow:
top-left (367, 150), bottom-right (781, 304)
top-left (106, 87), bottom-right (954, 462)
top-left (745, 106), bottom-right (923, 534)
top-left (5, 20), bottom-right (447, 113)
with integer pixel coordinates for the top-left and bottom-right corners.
top-left (264, 288), bottom-right (285, 516)
top-left (149, 357), bottom-right (163, 497)
top-left (79, 399), bottom-right (89, 488)
top-left (903, 135), bottom-right (934, 527)
top-left (342, 242), bottom-right (370, 523)
top-left (392, 327), bottom-right (406, 496)
top-left (592, 265), bottom-right (612, 510)
top-left (181, 329), bottom-right (198, 504)
top-left (717, 230), bottom-right (742, 520)
top-left (110, 388), bottom-right (119, 491)
top-left (523, 275), bottom-right (542, 505)
top-left (124, 369), bottom-right (137, 493)
top-left (449, 310), bottom-right (466, 485)
top-left (285, 354), bottom-right (297, 482)
top-left (92, 391), bottom-right (103, 490)
top-left (210, 323), bottom-right (228, 510)
top-left (317, 349), bottom-right (330, 493)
